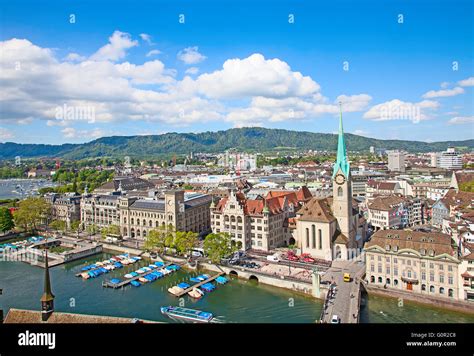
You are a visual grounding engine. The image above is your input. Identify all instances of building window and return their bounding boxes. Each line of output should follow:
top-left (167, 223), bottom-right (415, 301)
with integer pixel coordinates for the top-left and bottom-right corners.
top-left (318, 229), bottom-right (322, 250)
top-left (338, 186), bottom-right (343, 197)
top-left (370, 264), bottom-right (374, 272)
top-left (448, 275), bottom-right (453, 285)
top-left (386, 267), bottom-right (390, 274)
top-left (421, 284), bottom-right (426, 291)
top-left (439, 274), bottom-right (444, 284)
top-left (378, 277), bottom-right (382, 283)
top-left (430, 272), bottom-right (434, 282)
top-left (421, 272), bottom-right (426, 281)
top-left (430, 285), bottom-right (435, 293)
top-left (439, 287), bottom-right (445, 295)
top-left (311, 225), bottom-right (316, 249)
top-left (306, 228), bottom-right (309, 248)
top-left (394, 279), bottom-right (398, 286)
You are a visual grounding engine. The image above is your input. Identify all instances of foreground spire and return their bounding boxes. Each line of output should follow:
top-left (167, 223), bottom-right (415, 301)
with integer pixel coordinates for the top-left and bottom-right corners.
top-left (40, 249), bottom-right (55, 321)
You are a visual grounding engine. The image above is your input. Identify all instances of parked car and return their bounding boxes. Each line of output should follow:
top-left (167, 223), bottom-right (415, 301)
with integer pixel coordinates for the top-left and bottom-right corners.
top-left (331, 315), bottom-right (340, 324)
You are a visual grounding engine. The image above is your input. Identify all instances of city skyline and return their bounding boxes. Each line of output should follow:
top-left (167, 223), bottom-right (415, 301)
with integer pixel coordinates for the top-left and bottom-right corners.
top-left (0, 0), bottom-right (473, 145)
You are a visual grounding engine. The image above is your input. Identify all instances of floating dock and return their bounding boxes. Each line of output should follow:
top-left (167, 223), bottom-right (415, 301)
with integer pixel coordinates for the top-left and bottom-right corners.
top-left (172, 272), bottom-right (226, 298)
top-left (102, 262), bottom-right (175, 289)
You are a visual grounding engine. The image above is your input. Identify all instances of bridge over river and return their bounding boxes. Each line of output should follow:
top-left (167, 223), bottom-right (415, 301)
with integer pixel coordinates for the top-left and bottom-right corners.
top-left (320, 260), bottom-right (366, 323)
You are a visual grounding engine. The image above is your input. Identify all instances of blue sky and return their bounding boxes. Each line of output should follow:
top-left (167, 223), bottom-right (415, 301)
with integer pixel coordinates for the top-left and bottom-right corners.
top-left (0, 0), bottom-right (473, 144)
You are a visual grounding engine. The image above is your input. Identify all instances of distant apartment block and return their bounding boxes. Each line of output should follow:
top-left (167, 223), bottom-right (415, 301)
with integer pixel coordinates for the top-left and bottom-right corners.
top-left (436, 147), bottom-right (463, 170)
top-left (387, 150), bottom-right (405, 172)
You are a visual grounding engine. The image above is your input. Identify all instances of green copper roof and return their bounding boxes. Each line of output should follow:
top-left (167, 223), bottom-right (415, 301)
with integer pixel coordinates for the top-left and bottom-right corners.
top-left (332, 106), bottom-right (350, 178)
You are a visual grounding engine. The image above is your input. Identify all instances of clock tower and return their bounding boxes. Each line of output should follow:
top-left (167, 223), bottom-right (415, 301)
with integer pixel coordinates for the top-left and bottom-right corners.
top-left (332, 104), bottom-right (354, 240)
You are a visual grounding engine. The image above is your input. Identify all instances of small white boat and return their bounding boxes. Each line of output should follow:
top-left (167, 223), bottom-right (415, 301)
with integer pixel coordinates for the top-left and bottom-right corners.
top-left (124, 273), bottom-right (134, 279)
top-left (96, 262), bottom-right (104, 266)
top-left (188, 288), bottom-right (204, 299)
top-left (168, 286), bottom-right (184, 296)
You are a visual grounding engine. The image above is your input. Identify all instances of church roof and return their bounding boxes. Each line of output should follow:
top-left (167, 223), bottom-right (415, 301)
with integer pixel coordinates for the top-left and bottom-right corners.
top-left (296, 197), bottom-right (336, 223)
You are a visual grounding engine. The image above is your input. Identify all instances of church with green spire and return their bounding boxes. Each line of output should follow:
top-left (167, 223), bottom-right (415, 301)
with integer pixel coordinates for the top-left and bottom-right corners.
top-left (294, 104), bottom-right (364, 261)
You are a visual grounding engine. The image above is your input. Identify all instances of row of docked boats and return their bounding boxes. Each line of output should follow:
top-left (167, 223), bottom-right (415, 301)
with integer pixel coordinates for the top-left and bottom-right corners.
top-left (168, 274), bottom-right (229, 299)
top-left (0, 236), bottom-right (44, 254)
top-left (121, 263), bottom-right (181, 288)
top-left (79, 254), bottom-right (142, 279)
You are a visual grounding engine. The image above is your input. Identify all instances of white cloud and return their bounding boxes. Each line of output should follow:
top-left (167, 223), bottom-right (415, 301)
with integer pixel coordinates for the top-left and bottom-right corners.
top-left (363, 99), bottom-right (439, 123)
top-left (0, 35), bottom-right (379, 134)
top-left (177, 46), bottom-right (206, 65)
top-left (139, 33), bottom-right (154, 45)
top-left (447, 116), bottom-right (474, 125)
top-left (458, 76), bottom-right (474, 87)
top-left (146, 49), bottom-right (161, 57)
top-left (422, 86), bottom-right (464, 99)
top-left (185, 67), bottom-right (199, 75)
top-left (195, 53), bottom-right (319, 99)
top-left (90, 31), bottom-right (138, 62)
top-left (64, 53), bottom-right (86, 62)
top-left (0, 127), bottom-right (14, 141)
top-left (440, 82), bottom-right (450, 89)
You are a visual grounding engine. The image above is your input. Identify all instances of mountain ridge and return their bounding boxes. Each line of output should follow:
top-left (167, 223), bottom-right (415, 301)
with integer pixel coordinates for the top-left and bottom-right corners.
top-left (1, 127), bottom-right (472, 159)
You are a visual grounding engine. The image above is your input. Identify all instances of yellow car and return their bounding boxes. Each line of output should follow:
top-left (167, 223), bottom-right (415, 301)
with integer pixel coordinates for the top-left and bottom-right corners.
top-left (343, 273), bottom-right (351, 282)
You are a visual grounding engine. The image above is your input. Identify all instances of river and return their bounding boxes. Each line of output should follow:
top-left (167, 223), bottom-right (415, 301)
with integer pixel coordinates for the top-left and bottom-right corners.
top-left (0, 179), bottom-right (57, 200)
top-left (0, 252), bottom-right (473, 323)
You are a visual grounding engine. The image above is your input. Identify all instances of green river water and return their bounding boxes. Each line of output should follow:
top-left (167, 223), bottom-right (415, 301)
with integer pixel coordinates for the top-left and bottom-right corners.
top-left (1, 252), bottom-right (473, 323)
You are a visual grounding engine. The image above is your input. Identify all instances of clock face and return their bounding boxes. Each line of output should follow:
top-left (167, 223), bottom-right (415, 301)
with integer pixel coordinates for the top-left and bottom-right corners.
top-left (335, 173), bottom-right (346, 185)
top-left (167, 200), bottom-right (173, 206)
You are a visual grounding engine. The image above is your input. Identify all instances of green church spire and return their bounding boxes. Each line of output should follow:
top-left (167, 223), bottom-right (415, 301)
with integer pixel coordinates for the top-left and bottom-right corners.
top-left (332, 102), bottom-right (350, 178)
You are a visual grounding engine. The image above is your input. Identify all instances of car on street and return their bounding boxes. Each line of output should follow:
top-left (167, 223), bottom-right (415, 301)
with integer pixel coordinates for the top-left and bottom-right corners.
top-left (331, 315), bottom-right (340, 324)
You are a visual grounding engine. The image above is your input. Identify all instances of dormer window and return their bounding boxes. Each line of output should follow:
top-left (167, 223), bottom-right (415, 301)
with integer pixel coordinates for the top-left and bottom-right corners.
top-left (385, 244), bottom-right (390, 251)
top-left (420, 248), bottom-right (426, 255)
top-left (429, 249), bottom-right (435, 257)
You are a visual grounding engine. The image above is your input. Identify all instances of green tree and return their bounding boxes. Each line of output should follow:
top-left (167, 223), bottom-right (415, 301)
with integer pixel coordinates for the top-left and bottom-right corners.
top-left (0, 207), bottom-right (14, 234)
top-left (49, 219), bottom-right (66, 232)
top-left (203, 232), bottom-right (236, 264)
top-left (13, 197), bottom-right (51, 233)
top-left (70, 220), bottom-right (81, 232)
top-left (174, 231), bottom-right (199, 256)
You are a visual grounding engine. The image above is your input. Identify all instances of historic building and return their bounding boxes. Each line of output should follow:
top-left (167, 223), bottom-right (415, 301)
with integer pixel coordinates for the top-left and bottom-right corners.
top-left (80, 192), bottom-right (121, 229)
top-left (119, 190), bottom-right (212, 239)
top-left (210, 187), bottom-right (312, 251)
top-left (367, 195), bottom-right (423, 230)
top-left (364, 230), bottom-right (461, 299)
top-left (294, 110), bottom-right (365, 261)
top-left (44, 192), bottom-right (81, 228)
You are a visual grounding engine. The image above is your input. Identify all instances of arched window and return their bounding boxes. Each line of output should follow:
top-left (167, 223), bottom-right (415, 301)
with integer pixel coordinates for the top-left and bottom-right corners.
top-left (305, 228), bottom-right (309, 248)
top-left (439, 287), bottom-right (444, 295)
top-left (421, 284), bottom-right (426, 291)
top-left (131, 218), bottom-right (134, 224)
top-left (311, 225), bottom-right (316, 249)
top-left (448, 289), bottom-right (454, 297)
top-left (378, 277), bottom-right (382, 283)
top-left (370, 276), bottom-right (375, 283)
top-left (143, 219), bottom-right (146, 226)
top-left (394, 279), bottom-right (399, 286)
top-left (386, 278), bottom-right (391, 285)
top-left (430, 285), bottom-right (435, 293)
top-left (318, 229), bottom-right (322, 250)
top-left (149, 220), bottom-right (152, 227)
top-left (337, 186), bottom-right (343, 197)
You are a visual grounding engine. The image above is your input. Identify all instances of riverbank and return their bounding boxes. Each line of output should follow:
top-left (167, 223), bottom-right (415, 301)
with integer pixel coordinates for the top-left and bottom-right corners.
top-left (365, 283), bottom-right (474, 315)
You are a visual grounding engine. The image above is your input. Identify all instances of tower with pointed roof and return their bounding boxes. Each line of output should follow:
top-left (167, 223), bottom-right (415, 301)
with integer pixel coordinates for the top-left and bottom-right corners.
top-left (332, 103), bottom-right (354, 243)
top-left (40, 250), bottom-right (55, 322)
